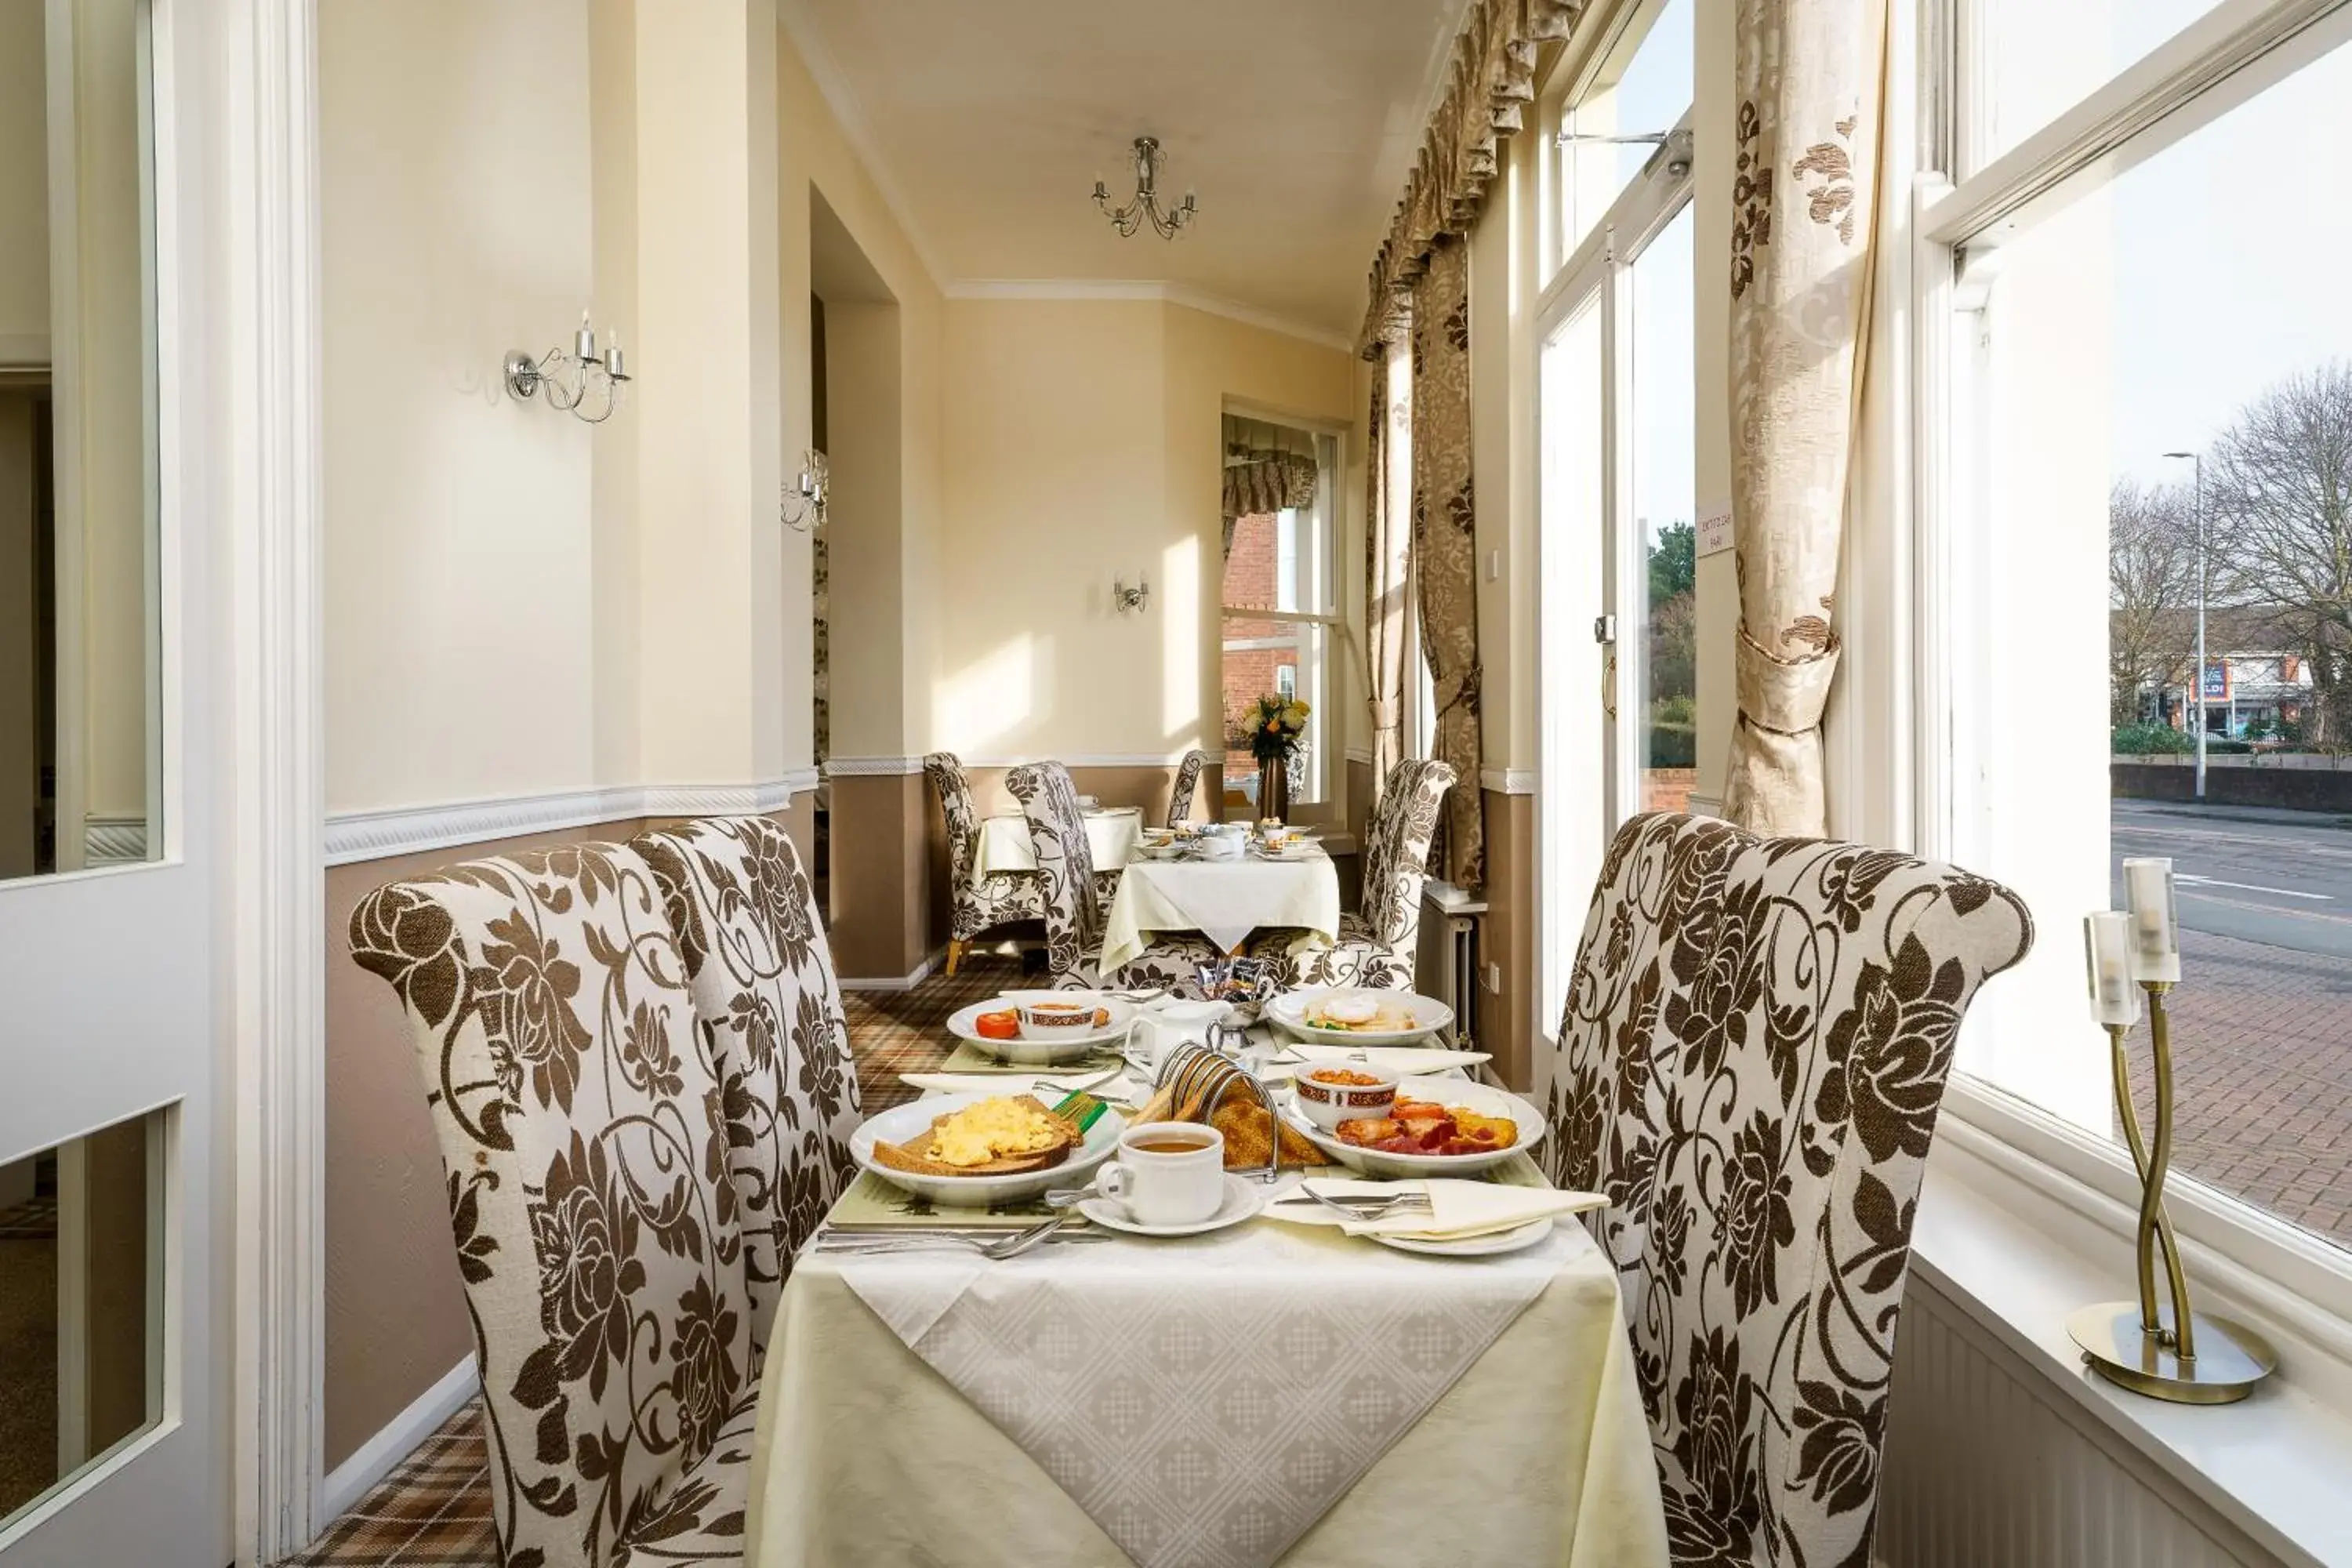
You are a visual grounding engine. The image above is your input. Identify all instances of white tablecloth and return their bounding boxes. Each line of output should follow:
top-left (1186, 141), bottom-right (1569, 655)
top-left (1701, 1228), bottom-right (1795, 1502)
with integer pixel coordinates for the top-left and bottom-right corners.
top-left (746, 1196), bottom-right (1665, 1568)
top-left (1102, 849), bottom-right (1340, 971)
top-left (976, 807), bottom-right (1145, 884)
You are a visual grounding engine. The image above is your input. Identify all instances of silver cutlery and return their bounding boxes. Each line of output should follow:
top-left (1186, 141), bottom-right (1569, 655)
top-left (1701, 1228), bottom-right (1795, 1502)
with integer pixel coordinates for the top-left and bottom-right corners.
top-left (1288, 1188), bottom-right (1434, 1221)
top-left (812, 1210), bottom-right (1089, 1258)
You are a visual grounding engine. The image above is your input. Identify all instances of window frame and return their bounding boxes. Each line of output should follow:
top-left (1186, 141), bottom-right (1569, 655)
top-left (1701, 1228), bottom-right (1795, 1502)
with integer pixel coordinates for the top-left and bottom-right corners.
top-left (1218, 411), bottom-right (1346, 813)
top-left (1911, 0), bottom-right (2352, 1359)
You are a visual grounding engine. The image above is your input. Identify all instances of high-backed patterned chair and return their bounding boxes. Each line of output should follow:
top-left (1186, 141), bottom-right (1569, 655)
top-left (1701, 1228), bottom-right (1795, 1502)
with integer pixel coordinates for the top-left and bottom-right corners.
top-left (1539, 811), bottom-right (2032, 1568)
top-left (1166, 749), bottom-right (1210, 827)
top-left (350, 842), bottom-right (759, 1568)
top-left (633, 816), bottom-right (860, 1356)
top-left (1248, 757), bottom-right (1455, 991)
top-left (925, 751), bottom-right (1045, 975)
top-left (1007, 760), bottom-right (1221, 993)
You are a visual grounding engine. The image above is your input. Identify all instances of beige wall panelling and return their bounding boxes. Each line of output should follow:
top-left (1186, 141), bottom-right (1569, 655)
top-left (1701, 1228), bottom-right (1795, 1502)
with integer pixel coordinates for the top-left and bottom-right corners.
top-left (827, 771), bottom-right (931, 980)
top-left (1479, 789), bottom-right (1537, 1091)
top-left (320, 0), bottom-right (600, 814)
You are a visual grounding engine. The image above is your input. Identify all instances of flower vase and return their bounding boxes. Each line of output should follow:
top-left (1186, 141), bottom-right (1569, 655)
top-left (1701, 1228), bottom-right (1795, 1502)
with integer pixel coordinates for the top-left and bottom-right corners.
top-left (1257, 759), bottom-right (1289, 825)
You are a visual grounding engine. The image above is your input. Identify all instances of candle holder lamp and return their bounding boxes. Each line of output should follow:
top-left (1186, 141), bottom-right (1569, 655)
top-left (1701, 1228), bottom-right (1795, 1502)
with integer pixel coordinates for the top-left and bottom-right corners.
top-left (506, 310), bottom-right (630, 424)
top-left (2067, 866), bottom-right (2276, 1403)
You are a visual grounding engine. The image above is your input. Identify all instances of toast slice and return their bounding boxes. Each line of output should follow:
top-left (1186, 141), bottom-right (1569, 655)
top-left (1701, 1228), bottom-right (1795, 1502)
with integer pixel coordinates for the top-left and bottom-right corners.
top-left (869, 1094), bottom-right (1078, 1178)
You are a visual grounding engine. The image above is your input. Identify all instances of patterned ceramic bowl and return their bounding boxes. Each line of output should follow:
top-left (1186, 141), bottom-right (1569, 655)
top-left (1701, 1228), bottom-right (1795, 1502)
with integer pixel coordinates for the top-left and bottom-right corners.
top-left (1291, 1063), bottom-right (1400, 1131)
top-left (1015, 998), bottom-right (1102, 1040)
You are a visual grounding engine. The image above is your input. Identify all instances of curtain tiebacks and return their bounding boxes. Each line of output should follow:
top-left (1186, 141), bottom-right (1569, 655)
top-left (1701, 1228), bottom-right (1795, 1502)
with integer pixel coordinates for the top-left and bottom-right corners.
top-left (1733, 623), bottom-right (1840, 736)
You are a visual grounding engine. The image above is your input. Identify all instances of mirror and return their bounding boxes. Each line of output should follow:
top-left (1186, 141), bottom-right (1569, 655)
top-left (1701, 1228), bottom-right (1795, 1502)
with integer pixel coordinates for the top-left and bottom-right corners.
top-left (0, 0), bottom-right (160, 880)
top-left (0, 1106), bottom-right (162, 1526)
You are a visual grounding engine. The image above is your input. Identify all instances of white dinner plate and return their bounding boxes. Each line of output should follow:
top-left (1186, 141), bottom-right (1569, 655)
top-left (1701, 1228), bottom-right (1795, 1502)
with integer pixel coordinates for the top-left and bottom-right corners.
top-left (945, 994), bottom-right (1138, 1063)
top-left (1370, 1215), bottom-right (1555, 1258)
top-left (1269, 987), bottom-right (1455, 1047)
top-left (850, 1091), bottom-right (1125, 1208)
top-left (1076, 1174), bottom-right (1266, 1237)
top-left (1280, 1078), bottom-right (1547, 1179)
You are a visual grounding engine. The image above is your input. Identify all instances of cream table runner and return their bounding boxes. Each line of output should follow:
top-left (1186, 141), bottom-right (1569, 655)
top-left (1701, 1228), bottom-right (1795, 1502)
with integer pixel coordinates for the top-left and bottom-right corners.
top-left (1101, 849), bottom-right (1340, 971)
top-left (746, 1201), bottom-right (1665, 1568)
top-left (976, 806), bottom-right (1144, 883)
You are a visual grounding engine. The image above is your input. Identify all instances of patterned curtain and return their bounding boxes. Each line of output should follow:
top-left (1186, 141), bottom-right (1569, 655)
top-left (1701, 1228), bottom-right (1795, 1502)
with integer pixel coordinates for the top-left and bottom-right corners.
top-left (1410, 238), bottom-right (1484, 892)
top-left (1364, 337), bottom-right (1414, 784)
top-left (1722, 0), bottom-right (1889, 835)
top-left (1356, 0), bottom-right (1584, 357)
top-left (1221, 416), bottom-right (1320, 557)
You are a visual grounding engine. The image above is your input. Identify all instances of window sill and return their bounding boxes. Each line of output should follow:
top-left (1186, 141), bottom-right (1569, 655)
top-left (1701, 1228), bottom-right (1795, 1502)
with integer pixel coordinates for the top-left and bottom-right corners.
top-left (1915, 1109), bottom-right (2352, 1568)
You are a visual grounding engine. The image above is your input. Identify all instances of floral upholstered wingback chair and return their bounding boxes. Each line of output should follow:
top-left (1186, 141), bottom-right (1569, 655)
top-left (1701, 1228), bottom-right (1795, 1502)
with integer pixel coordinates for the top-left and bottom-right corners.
top-left (1248, 756), bottom-right (1454, 991)
top-left (1539, 812), bottom-right (2032, 1568)
top-left (350, 843), bottom-right (760, 1568)
top-left (1166, 749), bottom-right (1210, 827)
top-left (926, 751), bottom-right (1045, 975)
top-left (633, 817), bottom-right (859, 1356)
top-left (1007, 760), bottom-right (1221, 994)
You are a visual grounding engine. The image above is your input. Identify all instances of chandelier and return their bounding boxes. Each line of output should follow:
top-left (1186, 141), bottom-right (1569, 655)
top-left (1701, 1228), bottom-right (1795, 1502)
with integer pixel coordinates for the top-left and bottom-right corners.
top-left (1092, 137), bottom-right (1198, 240)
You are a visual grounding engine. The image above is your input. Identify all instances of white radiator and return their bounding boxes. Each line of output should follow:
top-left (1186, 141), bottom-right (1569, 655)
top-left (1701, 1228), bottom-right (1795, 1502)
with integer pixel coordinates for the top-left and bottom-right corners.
top-left (1878, 1275), bottom-right (2281, 1568)
top-left (1414, 880), bottom-right (1484, 1051)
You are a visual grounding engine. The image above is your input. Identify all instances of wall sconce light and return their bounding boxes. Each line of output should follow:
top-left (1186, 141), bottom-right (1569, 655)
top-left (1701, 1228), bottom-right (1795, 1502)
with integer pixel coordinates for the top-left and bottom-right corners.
top-left (1113, 575), bottom-right (1151, 615)
top-left (779, 449), bottom-right (829, 532)
top-left (506, 311), bottom-right (631, 423)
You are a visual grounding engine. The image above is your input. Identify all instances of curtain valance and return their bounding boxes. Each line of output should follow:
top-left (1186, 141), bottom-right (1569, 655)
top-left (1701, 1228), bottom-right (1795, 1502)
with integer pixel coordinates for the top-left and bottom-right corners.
top-left (1356, 0), bottom-right (1583, 358)
top-left (1221, 416), bottom-right (1320, 521)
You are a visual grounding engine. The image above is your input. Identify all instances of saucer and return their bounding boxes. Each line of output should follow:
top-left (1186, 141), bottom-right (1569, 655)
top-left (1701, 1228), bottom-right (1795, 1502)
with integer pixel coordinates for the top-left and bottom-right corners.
top-left (1369, 1215), bottom-right (1554, 1258)
top-left (1077, 1174), bottom-right (1267, 1237)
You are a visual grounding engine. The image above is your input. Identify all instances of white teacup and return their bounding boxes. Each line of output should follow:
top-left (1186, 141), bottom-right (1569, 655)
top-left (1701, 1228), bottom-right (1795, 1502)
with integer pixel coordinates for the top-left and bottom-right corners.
top-left (1094, 1123), bottom-right (1225, 1226)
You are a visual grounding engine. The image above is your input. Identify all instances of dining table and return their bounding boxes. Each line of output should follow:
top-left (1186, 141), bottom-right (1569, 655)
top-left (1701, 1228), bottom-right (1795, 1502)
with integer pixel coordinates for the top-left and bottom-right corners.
top-left (976, 804), bottom-right (1145, 883)
top-left (1099, 840), bottom-right (1341, 972)
top-left (741, 1058), bottom-right (1669, 1568)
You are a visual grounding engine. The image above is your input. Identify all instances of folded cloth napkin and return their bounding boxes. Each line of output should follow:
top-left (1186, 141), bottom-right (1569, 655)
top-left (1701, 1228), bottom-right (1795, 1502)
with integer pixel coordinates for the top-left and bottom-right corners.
top-left (1266, 1178), bottom-right (1608, 1242)
top-left (1277, 1044), bottom-right (1493, 1076)
top-left (899, 1071), bottom-right (1142, 1101)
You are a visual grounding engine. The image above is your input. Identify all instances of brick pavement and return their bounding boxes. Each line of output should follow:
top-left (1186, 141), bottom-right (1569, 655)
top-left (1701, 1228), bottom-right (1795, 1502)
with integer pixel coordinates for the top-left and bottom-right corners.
top-left (2126, 927), bottom-right (2352, 1248)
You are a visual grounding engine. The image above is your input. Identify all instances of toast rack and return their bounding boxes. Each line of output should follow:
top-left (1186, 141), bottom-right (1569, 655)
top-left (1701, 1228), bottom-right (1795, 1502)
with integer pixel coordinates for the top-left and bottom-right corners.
top-left (1152, 1041), bottom-right (1280, 1183)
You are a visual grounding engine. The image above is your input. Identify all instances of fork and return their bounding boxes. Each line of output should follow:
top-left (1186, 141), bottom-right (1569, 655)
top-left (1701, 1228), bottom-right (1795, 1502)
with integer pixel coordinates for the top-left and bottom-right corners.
top-left (812, 1210), bottom-right (1084, 1259)
top-left (1290, 1187), bottom-right (1433, 1221)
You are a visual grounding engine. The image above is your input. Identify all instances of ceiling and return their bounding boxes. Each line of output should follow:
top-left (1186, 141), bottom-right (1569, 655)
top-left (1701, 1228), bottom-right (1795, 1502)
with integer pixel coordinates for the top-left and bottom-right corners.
top-left (785, 0), bottom-right (1472, 345)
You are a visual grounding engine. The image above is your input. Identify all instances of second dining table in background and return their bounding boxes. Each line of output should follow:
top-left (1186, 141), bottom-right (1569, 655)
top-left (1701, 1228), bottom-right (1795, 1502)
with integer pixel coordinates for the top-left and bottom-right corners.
top-left (1100, 837), bottom-right (1340, 972)
top-left (975, 804), bottom-right (1145, 882)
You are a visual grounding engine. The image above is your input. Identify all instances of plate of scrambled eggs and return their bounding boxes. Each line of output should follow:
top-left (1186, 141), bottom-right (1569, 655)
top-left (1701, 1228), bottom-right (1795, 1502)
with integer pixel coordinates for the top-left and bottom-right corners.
top-left (852, 1092), bottom-right (1126, 1207)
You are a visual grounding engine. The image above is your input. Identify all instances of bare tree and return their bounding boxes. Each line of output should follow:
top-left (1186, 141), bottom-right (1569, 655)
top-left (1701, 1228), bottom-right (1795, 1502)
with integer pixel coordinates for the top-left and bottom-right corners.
top-left (2109, 477), bottom-right (2198, 726)
top-left (2204, 361), bottom-right (2352, 746)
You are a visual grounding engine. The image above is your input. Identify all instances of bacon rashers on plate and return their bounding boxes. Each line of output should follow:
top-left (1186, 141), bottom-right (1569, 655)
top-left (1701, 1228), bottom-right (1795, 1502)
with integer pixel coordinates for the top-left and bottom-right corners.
top-left (1335, 1096), bottom-right (1515, 1157)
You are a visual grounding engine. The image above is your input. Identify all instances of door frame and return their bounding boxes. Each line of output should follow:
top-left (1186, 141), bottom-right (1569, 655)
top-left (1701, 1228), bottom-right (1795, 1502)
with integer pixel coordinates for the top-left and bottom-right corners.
top-left (219, 0), bottom-right (327, 1562)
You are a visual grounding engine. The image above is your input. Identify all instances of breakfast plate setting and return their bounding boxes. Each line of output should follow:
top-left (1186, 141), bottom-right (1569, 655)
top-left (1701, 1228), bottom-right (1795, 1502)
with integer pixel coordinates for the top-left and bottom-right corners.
top-left (1281, 1073), bottom-right (1548, 1178)
top-left (850, 1089), bottom-right (1127, 1207)
top-left (944, 990), bottom-right (1138, 1064)
top-left (1267, 985), bottom-right (1454, 1047)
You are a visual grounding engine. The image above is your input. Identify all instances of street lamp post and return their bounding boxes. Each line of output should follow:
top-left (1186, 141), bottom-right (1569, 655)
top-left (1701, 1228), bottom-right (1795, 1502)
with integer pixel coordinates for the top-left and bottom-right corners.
top-left (2163, 450), bottom-right (2207, 801)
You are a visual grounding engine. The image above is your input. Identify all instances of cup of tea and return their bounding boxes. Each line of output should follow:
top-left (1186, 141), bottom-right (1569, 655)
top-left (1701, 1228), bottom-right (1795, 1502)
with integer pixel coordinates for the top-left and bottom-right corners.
top-left (1094, 1122), bottom-right (1225, 1225)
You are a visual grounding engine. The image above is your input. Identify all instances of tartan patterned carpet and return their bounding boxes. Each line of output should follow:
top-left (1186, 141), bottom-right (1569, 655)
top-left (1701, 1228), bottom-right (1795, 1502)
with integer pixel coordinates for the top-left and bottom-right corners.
top-left (284, 953), bottom-right (1025, 1566)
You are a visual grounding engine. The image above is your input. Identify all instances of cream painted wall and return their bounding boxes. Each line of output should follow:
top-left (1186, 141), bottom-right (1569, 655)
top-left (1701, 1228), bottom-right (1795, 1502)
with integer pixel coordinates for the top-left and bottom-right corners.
top-left (320, 0), bottom-right (601, 811)
top-left (1469, 118), bottom-right (1544, 776)
top-left (0, 0), bottom-right (47, 349)
top-left (777, 22), bottom-right (945, 762)
top-left (1691, 0), bottom-right (1734, 807)
top-left (933, 297), bottom-right (1357, 764)
top-left (588, 0), bottom-right (641, 786)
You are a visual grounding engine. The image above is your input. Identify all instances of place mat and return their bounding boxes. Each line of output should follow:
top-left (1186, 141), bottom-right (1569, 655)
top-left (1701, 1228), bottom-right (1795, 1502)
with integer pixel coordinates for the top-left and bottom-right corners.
top-left (829, 1154), bottom-right (1563, 1568)
top-left (822, 1171), bottom-right (1093, 1233)
top-left (937, 1040), bottom-right (1130, 1075)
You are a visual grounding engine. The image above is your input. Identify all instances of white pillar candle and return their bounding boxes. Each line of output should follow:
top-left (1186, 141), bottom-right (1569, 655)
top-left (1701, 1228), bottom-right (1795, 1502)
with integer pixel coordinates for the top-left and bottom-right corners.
top-left (2120, 857), bottom-right (2182, 983)
top-left (604, 332), bottom-right (624, 379)
top-left (575, 310), bottom-right (596, 362)
top-left (2083, 912), bottom-right (2141, 1025)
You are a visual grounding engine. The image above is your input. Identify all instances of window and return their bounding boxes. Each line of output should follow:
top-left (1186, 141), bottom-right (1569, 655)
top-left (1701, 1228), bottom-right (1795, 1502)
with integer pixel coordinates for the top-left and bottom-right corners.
top-left (1934, 2), bottom-right (2352, 1256)
top-left (1221, 423), bottom-right (1338, 813)
top-left (1536, 6), bottom-right (1696, 1036)
top-left (1557, 0), bottom-right (1693, 260)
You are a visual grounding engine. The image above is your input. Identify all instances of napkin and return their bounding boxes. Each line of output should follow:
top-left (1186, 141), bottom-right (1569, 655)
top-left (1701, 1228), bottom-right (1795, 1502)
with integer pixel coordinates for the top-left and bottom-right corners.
top-left (899, 1071), bottom-right (1142, 1102)
top-left (1266, 1178), bottom-right (1607, 1241)
top-left (1276, 1044), bottom-right (1491, 1076)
